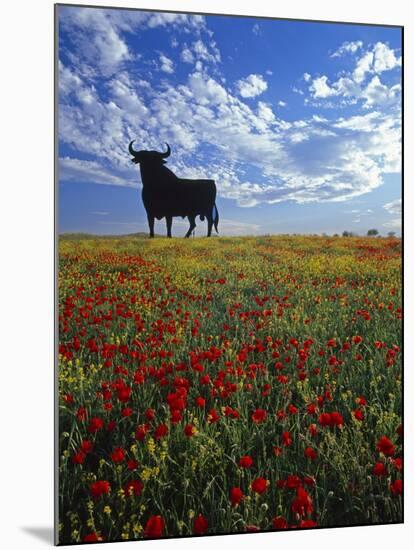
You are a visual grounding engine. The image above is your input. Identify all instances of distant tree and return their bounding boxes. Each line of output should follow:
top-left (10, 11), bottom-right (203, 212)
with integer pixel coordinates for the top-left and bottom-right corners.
top-left (367, 229), bottom-right (379, 237)
top-left (333, 233), bottom-right (339, 237)
top-left (387, 231), bottom-right (396, 238)
top-left (342, 230), bottom-right (355, 237)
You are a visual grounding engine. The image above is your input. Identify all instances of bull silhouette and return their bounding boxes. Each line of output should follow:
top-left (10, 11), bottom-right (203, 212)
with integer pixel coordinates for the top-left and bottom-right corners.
top-left (128, 142), bottom-right (219, 238)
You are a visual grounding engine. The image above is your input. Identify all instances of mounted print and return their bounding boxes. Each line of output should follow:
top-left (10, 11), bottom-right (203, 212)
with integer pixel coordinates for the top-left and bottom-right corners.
top-left (55, 3), bottom-right (403, 545)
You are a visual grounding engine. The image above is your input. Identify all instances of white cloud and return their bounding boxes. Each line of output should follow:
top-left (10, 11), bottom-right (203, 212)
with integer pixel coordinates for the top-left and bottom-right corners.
top-left (188, 71), bottom-right (228, 105)
top-left (305, 41), bottom-right (401, 110)
top-left (383, 218), bottom-right (401, 230)
top-left (384, 198), bottom-right (401, 216)
top-left (362, 76), bottom-right (400, 107)
top-left (278, 100), bottom-right (287, 107)
top-left (108, 72), bottom-right (148, 118)
top-left (159, 53), bottom-right (174, 73)
top-left (353, 42), bottom-right (401, 84)
top-left (331, 40), bottom-right (363, 58)
top-left (58, 16), bottom-right (401, 211)
top-left (252, 23), bottom-right (261, 35)
top-left (59, 157), bottom-right (136, 187)
top-left (257, 101), bottom-right (276, 123)
top-left (181, 46), bottom-right (194, 63)
top-left (353, 51), bottom-right (374, 83)
top-left (192, 39), bottom-right (221, 63)
top-left (217, 218), bottom-right (261, 234)
top-left (303, 73), bottom-right (311, 82)
top-left (236, 74), bottom-right (268, 98)
top-left (372, 42), bottom-right (401, 72)
top-left (60, 8), bottom-right (131, 75)
top-left (60, 6), bottom-right (206, 76)
top-left (309, 76), bottom-right (336, 98)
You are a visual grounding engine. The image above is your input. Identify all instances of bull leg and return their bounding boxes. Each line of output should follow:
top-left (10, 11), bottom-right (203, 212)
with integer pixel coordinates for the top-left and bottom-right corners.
top-left (185, 215), bottom-right (196, 238)
top-left (166, 216), bottom-right (172, 238)
top-left (147, 212), bottom-right (155, 238)
top-left (206, 213), bottom-right (213, 237)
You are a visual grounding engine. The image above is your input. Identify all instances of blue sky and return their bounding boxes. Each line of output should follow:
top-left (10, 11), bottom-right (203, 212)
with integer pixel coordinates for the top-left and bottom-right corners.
top-left (57, 6), bottom-right (402, 236)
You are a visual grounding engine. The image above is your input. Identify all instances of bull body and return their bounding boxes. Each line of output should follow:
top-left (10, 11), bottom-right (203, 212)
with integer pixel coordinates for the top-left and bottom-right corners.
top-left (129, 142), bottom-right (219, 238)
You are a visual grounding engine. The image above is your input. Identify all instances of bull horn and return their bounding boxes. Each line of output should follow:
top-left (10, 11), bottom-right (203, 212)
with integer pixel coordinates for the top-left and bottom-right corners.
top-left (160, 143), bottom-right (171, 158)
top-left (128, 140), bottom-right (139, 156)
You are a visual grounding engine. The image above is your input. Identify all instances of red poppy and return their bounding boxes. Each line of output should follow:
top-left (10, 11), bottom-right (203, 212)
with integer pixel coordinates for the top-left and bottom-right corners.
top-left (353, 409), bottom-right (364, 421)
top-left (318, 412), bottom-right (343, 428)
top-left (87, 416), bottom-right (104, 433)
top-left (195, 396), bottom-right (206, 408)
top-left (111, 447), bottom-right (125, 463)
top-left (71, 451), bottom-right (86, 465)
top-left (252, 408), bottom-right (267, 423)
top-left (63, 393), bottom-right (74, 405)
top-left (251, 477), bottom-right (268, 495)
top-left (170, 409), bottom-right (182, 424)
top-left (135, 424), bottom-right (149, 441)
top-left (287, 404), bottom-right (298, 415)
top-left (207, 408), bottom-right (220, 423)
top-left (390, 479), bottom-right (402, 496)
top-left (273, 516), bottom-right (288, 529)
top-left (286, 475), bottom-right (302, 489)
top-left (83, 533), bottom-right (104, 542)
top-left (303, 476), bottom-right (316, 487)
top-left (318, 412), bottom-right (331, 427)
top-left (392, 457), bottom-right (403, 471)
top-left (154, 424), bottom-right (169, 440)
top-left (372, 462), bottom-right (387, 477)
top-left (90, 480), bottom-right (110, 498)
top-left (230, 487), bottom-right (244, 507)
top-left (193, 514), bottom-right (208, 535)
top-left (124, 479), bottom-right (143, 497)
top-left (117, 386), bottom-right (132, 402)
top-left (281, 431), bottom-right (292, 447)
top-left (145, 408), bottom-right (155, 421)
top-left (308, 423), bottom-right (318, 437)
top-left (81, 440), bottom-right (93, 454)
top-left (304, 447), bottom-right (317, 461)
top-left (291, 487), bottom-right (313, 516)
top-left (239, 455), bottom-right (254, 468)
top-left (376, 436), bottom-right (395, 456)
top-left (273, 446), bottom-right (283, 456)
top-left (127, 459), bottom-right (139, 470)
top-left (144, 515), bottom-right (165, 538)
top-left (330, 412), bottom-right (344, 427)
top-left (184, 424), bottom-right (196, 437)
top-left (356, 396), bottom-right (367, 407)
top-left (77, 407), bottom-right (87, 421)
top-left (107, 420), bottom-right (116, 432)
top-left (298, 519), bottom-right (317, 528)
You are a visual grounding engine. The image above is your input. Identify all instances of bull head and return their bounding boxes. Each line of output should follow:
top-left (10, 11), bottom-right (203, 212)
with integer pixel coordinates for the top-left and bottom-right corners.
top-left (128, 141), bottom-right (171, 164)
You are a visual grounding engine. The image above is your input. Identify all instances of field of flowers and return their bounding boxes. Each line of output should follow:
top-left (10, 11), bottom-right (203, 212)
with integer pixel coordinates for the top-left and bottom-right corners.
top-left (58, 235), bottom-right (402, 544)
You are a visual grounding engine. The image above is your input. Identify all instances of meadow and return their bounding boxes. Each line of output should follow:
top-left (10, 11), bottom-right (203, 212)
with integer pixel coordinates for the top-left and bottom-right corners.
top-left (58, 235), bottom-right (402, 543)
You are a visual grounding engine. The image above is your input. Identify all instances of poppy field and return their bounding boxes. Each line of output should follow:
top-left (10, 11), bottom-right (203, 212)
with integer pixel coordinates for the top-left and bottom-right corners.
top-left (57, 235), bottom-right (402, 544)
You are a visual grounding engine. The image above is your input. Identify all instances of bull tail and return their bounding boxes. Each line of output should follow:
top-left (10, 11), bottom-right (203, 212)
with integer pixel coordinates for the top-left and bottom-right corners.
top-left (213, 203), bottom-right (219, 234)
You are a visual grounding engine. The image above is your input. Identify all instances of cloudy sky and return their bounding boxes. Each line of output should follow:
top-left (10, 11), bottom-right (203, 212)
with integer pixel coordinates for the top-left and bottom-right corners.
top-left (57, 5), bottom-right (402, 236)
